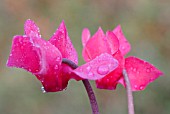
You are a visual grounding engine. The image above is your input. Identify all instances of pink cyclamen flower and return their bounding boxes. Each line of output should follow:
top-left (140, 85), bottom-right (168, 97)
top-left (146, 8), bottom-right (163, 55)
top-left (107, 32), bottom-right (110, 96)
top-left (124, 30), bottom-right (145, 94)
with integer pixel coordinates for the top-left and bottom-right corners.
top-left (82, 25), bottom-right (163, 91)
top-left (7, 19), bottom-right (119, 92)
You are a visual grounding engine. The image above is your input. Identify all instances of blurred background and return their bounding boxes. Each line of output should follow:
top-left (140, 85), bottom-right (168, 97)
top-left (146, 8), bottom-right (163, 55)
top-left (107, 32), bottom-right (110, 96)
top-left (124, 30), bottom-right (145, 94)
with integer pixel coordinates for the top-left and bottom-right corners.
top-left (0, 0), bottom-right (169, 114)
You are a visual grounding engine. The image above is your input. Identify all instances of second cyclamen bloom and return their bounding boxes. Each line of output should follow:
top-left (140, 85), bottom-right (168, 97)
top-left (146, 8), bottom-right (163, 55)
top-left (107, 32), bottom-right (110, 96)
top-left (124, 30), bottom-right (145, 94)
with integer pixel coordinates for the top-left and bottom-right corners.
top-left (82, 26), bottom-right (163, 91)
top-left (7, 19), bottom-right (119, 92)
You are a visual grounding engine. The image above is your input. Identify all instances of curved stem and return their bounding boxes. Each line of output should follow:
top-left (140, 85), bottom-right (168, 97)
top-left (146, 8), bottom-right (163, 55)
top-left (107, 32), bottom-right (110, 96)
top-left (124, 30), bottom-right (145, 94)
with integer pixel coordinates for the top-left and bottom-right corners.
top-left (62, 58), bottom-right (100, 114)
top-left (123, 69), bottom-right (135, 114)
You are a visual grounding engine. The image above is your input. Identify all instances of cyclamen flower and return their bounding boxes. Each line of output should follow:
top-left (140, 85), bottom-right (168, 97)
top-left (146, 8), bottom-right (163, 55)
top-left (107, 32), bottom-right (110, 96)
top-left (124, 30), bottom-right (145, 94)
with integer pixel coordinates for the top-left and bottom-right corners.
top-left (7, 19), bottom-right (119, 92)
top-left (81, 25), bottom-right (163, 91)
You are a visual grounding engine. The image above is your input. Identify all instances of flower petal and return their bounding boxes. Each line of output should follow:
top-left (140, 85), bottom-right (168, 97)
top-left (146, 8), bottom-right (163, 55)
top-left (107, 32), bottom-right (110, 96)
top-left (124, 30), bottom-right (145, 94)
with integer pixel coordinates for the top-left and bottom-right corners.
top-left (6, 35), bottom-right (66, 92)
top-left (73, 53), bottom-right (119, 80)
top-left (7, 35), bottom-right (40, 72)
top-left (82, 28), bottom-right (119, 62)
top-left (41, 64), bottom-right (71, 92)
top-left (82, 28), bottom-right (91, 47)
top-left (82, 27), bottom-right (106, 62)
top-left (106, 31), bottom-right (119, 55)
top-left (24, 19), bottom-right (41, 38)
top-left (96, 51), bottom-right (124, 90)
top-left (49, 21), bottom-right (78, 64)
top-left (113, 25), bottom-right (131, 56)
top-left (120, 56), bottom-right (163, 91)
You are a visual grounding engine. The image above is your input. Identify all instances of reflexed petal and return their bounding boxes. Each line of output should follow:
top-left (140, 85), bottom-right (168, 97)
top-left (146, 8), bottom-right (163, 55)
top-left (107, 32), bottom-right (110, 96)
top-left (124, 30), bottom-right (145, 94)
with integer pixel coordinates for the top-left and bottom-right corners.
top-left (82, 28), bottom-right (117, 62)
top-left (106, 31), bottom-right (119, 55)
top-left (49, 21), bottom-right (78, 64)
top-left (120, 56), bottom-right (163, 91)
top-left (82, 47), bottom-right (92, 62)
top-left (113, 25), bottom-right (131, 56)
top-left (82, 28), bottom-right (91, 47)
top-left (7, 35), bottom-right (64, 92)
top-left (24, 19), bottom-right (41, 38)
top-left (73, 53), bottom-right (118, 80)
top-left (41, 64), bottom-right (71, 92)
top-left (7, 35), bottom-right (40, 73)
top-left (96, 51), bottom-right (124, 90)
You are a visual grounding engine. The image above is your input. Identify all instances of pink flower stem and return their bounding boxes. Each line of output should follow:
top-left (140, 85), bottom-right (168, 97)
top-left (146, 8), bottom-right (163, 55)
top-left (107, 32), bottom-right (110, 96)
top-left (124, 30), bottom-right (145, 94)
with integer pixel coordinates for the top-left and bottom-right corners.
top-left (62, 58), bottom-right (100, 114)
top-left (122, 69), bottom-right (135, 114)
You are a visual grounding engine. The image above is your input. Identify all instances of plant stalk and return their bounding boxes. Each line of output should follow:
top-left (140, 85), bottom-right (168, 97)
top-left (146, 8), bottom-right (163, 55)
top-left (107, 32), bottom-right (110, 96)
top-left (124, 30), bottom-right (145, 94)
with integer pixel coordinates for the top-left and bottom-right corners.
top-left (62, 58), bottom-right (100, 114)
top-left (123, 69), bottom-right (135, 114)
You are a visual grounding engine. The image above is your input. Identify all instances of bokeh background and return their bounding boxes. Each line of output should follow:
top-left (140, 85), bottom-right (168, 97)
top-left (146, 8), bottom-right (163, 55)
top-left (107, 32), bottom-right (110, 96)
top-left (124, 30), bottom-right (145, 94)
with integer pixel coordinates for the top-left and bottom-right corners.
top-left (0, 0), bottom-right (169, 114)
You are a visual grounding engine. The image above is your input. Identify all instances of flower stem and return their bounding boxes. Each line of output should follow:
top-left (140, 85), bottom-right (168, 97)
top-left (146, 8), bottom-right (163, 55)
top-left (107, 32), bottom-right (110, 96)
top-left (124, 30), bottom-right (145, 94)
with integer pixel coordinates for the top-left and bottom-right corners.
top-left (123, 69), bottom-right (135, 114)
top-left (62, 58), bottom-right (100, 114)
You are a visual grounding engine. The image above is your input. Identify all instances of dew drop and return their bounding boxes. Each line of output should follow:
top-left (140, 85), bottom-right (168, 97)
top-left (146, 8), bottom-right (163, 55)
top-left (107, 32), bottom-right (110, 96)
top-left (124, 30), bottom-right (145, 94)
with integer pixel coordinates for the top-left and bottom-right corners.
top-left (121, 46), bottom-right (125, 50)
top-left (21, 46), bottom-right (24, 49)
top-left (44, 42), bottom-right (47, 45)
top-left (23, 35), bottom-right (27, 38)
top-left (86, 66), bottom-right (91, 72)
top-left (97, 65), bottom-right (109, 75)
top-left (133, 68), bottom-right (137, 72)
top-left (56, 56), bottom-right (61, 61)
top-left (54, 71), bottom-right (57, 74)
top-left (106, 79), bottom-right (109, 83)
top-left (134, 85), bottom-right (138, 89)
top-left (41, 80), bottom-right (44, 83)
top-left (60, 35), bottom-right (64, 39)
top-left (54, 65), bottom-right (59, 70)
top-left (41, 86), bottom-right (46, 93)
top-left (108, 64), bottom-right (112, 67)
top-left (146, 68), bottom-right (151, 73)
top-left (39, 35), bottom-right (42, 38)
top-left (79, 68), bottom-right (83, 72)
top-left (61, 30), bottom-right (64, 33)
top-left (139, 86), bottom-right (144, 90)
top-left (88, 72), bottom-right (94, 77)
top-left (63, 87), bottom-right (67, 91)
top-left (149, 78), bottom-right (154, 82)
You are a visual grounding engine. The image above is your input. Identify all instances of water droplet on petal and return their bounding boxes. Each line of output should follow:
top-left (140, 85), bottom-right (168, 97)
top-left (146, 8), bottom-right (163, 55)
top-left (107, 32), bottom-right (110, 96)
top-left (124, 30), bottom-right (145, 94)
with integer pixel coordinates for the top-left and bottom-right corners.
top-left (63, 87), bottom-right (67, 91)
top-left (149, 78), bottom-right (154, 82)
top-left (44, 42), bottom-right (47, 45)
top-left (23, 35), bottom-right (27, 38)
top-left (41, 80), bottom-right (44, 83)
top-left (56, 56), bottom-right (61, 61)
top-left (139, 86), bottom-right (144, 90)
top-left (134, 85), bottom-right (138, 89)
top-left (146, 68), bottom-right (151, 73)
top-left (86, 66), bottom-right (91, 72)
top-left (41, 86), bottom-right (46, 93)
top-left (106, 79), bottom-right (109, 83)
top-left (97, 65), bottom-right (109, 75)
top-left (121, 46), bottom-right (125, 50)
top-left (21, 46), bottom-right (24, 49)
top-left (61, 30), bottom-right (64, 33)
top-left (133, 68), bottom-right (137, 72)
top-left (79, 68), bottom-right (83, 72)
top-left (54, 65), bottom-right (58, 70)
top-left (60, 35), bottom-right (64, 39)
top-left (88, 72), bottom-right (94, 77)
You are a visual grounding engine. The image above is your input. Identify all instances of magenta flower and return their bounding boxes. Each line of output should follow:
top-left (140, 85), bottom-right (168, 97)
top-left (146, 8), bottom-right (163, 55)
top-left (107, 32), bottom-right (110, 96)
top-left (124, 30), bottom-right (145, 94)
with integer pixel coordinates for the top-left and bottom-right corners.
top-left (7, 19), bottom-right (119, 92)
top-left (82, 25), bottom-right (163, 91)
